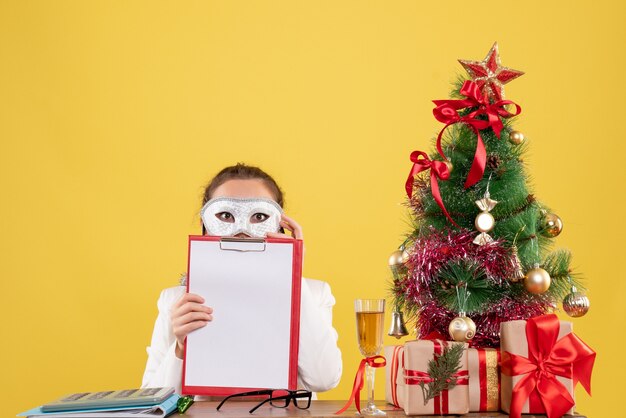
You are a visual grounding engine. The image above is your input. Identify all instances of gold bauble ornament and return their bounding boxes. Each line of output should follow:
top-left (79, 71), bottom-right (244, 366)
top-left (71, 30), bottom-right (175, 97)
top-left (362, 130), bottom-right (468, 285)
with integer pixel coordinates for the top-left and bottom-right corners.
top-left (448, 315), bottom-right (476, 342)
top-left (509, 130), bottom-right (525, 145)
top-left (541, 213), bottom-right (563, 238)
top-left (444, 160), bottom-right (454, 173)
top-left (524, 266), bottom-right (551, 294)
top-left (563, 287), bottom-right (590, 317)
top-left (401, 249), bottom-right (411, 264)
top-left (475, 212), bottom-right (495, 233)
top-left (388, 249), bottom-right (404, 267)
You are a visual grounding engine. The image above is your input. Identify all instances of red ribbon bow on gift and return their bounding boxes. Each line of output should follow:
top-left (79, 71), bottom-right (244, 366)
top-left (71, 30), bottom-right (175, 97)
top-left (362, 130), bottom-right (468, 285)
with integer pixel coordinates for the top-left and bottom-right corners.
top-left (405, 151), bottom-right (457, 226)
top-left (500, 314), bottom-right (596, 418)
top-left (432, 80), bottom-right (521, 189)
top-left (334, 355), bottom-right (386, 415)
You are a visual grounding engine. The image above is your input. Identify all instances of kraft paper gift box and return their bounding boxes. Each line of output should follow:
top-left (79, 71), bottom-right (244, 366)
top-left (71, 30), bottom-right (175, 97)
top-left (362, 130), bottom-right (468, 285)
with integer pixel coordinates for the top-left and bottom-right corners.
top-left (384, 345), bottom-right (405, 408)
top-left (499, 314), bottom-right (595, 418)
top-left (467, 347), bottom-right (500, 412)
top-left (399, 339), bottom-right (469, 415)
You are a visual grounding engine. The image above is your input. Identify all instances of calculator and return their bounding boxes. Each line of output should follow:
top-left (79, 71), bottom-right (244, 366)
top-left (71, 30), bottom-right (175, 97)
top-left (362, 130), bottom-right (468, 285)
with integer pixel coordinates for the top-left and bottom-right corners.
top-left (40, 387), bottom-right (175, 412)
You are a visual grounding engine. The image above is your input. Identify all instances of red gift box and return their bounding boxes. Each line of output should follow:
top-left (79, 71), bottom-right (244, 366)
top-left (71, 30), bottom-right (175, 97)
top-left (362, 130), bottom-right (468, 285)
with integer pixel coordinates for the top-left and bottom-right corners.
top-left (500, 314), bottom-right (595, 418)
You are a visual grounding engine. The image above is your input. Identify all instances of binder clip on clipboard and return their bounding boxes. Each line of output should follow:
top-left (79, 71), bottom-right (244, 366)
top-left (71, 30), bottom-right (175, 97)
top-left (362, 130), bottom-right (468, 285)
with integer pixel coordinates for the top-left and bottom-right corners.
top-left (219, 236), bottom-right (267, 252)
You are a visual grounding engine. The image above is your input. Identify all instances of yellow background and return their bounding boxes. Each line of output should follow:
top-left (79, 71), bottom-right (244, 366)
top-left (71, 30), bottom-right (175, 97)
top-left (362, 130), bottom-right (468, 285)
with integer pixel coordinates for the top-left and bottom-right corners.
top-left (1, 1), bottom-right (624, 415)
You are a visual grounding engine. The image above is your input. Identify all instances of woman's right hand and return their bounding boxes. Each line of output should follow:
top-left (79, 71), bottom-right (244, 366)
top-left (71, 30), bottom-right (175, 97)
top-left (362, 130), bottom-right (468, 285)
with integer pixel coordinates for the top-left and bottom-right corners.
top-left (171, 293), bottom-right (213, 359)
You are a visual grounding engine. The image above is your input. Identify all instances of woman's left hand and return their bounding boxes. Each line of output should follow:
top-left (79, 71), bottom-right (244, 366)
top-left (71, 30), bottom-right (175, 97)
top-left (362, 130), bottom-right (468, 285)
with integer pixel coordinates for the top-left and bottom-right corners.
top-left (266, 213), bottom-right (303, 240)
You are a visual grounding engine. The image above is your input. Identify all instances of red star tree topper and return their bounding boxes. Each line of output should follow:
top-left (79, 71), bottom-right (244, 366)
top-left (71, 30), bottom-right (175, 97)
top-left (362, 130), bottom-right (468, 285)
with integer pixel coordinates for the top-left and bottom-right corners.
top-left (458, 42), bottom-right (524, 101)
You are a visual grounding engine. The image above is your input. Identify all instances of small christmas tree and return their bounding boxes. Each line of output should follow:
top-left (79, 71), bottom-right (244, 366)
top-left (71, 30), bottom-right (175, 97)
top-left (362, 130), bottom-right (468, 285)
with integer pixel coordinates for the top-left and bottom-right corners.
top-left (391, 43), bottom-right (590, 347)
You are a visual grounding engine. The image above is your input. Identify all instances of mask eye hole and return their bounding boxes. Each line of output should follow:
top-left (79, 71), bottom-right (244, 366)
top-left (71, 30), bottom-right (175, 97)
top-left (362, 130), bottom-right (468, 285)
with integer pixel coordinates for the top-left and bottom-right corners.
top-left (250, 213), bottom-right (270, 224)
top-left (215, 212), bottom-right (235, 223)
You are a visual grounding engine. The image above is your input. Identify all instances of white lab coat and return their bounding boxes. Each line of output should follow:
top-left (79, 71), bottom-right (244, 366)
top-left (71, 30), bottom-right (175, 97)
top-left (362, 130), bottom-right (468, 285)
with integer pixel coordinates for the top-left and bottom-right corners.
top-left (141, 278), bottom-right (343, 397)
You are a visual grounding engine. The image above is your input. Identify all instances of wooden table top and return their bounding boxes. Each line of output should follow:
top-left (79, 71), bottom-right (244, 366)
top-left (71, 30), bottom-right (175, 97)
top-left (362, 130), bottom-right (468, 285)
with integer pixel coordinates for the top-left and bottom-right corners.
top-left (178, 400), bottom-right (586, 417)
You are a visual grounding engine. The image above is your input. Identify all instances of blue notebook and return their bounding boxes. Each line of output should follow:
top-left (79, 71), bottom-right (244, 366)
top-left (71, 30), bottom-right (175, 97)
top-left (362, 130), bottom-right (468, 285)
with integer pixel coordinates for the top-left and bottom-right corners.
top-left (17, 394), bottom-right (180, 418)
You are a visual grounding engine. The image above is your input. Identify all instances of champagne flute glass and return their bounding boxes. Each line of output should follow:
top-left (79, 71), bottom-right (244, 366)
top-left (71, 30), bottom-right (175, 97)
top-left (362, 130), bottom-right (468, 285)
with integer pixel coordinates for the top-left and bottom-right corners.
top-left (355, 299), bottom-right (386, 416)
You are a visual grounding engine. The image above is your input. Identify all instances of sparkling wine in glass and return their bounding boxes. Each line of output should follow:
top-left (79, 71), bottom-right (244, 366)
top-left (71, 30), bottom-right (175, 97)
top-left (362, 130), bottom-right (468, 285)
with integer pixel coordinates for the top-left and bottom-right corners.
top-left (355, 299), bottom-right (386, 416)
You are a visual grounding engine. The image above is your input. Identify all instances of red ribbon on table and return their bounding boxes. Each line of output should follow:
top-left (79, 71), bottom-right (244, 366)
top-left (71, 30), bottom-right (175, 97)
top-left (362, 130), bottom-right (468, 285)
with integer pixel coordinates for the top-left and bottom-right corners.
top-left (432, 80), bottom-right (521, 189)
top-left (405, 150), bottom-right (458, 226)
top-left (500, 314), bottom-right (596, 418)
top-left (403, 340), bottom-right (468, 415)
top-left (334, 355), bottom-right (386, 415)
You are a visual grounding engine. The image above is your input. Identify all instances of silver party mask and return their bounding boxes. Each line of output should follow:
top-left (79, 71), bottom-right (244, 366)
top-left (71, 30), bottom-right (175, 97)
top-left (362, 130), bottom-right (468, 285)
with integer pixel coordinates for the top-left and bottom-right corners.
top-left (200, 197), bottom-right (283, 238)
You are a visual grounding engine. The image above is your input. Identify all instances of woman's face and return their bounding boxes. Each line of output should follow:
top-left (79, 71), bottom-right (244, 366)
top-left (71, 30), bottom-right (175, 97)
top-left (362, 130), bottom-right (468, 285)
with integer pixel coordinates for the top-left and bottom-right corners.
top-left (205, 179), bottom-right (280, 238)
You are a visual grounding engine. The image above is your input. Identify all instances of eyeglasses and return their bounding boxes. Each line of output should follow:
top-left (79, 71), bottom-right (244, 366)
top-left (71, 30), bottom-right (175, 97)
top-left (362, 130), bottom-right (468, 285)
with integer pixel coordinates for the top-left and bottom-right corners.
top-left (216, 389), bottom-right (312, 414)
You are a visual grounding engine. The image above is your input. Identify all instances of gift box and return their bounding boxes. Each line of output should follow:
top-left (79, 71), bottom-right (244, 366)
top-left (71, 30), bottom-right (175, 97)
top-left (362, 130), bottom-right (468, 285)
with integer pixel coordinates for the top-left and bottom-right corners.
top-left (500, 314), bottom-right (595, 418)
top-left (384, 345), bottom-right (405, 408)
top-left (467, 347), bottom-right (500, 412)
top-left (399, 339), bottom-right (469, 415)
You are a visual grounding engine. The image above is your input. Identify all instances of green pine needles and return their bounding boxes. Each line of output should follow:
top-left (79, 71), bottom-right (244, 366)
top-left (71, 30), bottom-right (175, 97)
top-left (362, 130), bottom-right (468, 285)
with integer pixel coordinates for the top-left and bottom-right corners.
top-left (419, 343), bottom-right (465, 405)
top-left (433, 260), bottom-right (501, 314)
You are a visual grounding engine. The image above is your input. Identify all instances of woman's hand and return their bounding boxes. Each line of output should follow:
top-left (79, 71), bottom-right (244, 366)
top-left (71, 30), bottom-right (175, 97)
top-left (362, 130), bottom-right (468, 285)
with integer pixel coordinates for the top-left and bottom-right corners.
top-left (266, 214), bottom-right (304, 240)
top-left (171, 293), bottom-right (213, 359)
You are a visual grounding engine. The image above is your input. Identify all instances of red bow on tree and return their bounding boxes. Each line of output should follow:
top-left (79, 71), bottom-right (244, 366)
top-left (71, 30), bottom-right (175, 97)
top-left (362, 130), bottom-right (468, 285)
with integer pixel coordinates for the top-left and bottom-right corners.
top-left (405, 151), bottom-right (457, 226)
top-left (432, 80), bottom-right (521, 189)
top-left (500, 314), bottom-right (596, 418)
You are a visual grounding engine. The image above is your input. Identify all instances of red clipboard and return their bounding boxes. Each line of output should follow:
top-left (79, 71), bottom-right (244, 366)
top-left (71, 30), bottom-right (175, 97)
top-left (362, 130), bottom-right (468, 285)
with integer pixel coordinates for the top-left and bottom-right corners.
top-left (182, 236), bottom-right (303, 396)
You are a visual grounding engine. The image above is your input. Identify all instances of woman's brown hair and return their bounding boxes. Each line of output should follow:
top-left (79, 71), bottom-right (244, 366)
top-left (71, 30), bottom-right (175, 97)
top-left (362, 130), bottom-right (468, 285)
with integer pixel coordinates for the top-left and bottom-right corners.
top-left (202, 163), bottom-right (285, 208)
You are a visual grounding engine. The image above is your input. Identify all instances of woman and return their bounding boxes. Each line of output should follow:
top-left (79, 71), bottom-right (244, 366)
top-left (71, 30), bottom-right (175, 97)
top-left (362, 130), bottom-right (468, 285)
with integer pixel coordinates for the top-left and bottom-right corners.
top-left (141, 163), bottom-right (343, 396)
